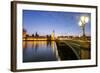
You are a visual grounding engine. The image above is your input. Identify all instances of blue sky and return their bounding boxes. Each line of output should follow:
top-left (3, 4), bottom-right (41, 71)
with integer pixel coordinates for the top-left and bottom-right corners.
top-left (23, 10), bottom-right (91, 36)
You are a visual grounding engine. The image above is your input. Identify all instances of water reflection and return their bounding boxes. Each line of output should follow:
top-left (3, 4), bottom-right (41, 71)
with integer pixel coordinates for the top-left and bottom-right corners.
top-left (51, 41), bottom-right (60, 60)
top-left (23, 40), bottom-right (90, 62)
top-left (23, 41), bottom-right (59, 62)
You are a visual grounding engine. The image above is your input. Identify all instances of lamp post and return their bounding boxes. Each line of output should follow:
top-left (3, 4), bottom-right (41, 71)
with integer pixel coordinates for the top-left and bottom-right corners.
top-left (78, 16), bottom-right (89, 38)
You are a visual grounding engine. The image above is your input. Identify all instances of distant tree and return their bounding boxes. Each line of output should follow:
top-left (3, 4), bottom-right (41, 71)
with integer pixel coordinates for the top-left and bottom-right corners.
top-left (26, 34), bottom-right (29, 37)
top-left (32, 34), bottom-right (34, 37)
top-left (35, 32), bottom-right (39, 37)
top-left (46, 35), bottom-right (48, 38)
top-left (47, 35), bottom-right (51, 41)
top-left (49, 35), bottom-right (51, 38)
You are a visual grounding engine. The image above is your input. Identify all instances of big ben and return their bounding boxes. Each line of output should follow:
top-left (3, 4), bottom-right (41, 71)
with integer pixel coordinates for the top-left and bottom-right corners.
top-left (51, 30), bottom-right (55, 40)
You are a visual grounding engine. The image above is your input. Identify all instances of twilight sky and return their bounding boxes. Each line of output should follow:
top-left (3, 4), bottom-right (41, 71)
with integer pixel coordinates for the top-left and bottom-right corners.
top-left (23, 10), bottom-right (91, 36)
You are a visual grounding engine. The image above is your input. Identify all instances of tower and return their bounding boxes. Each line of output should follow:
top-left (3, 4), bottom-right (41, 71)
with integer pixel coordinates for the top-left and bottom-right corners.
top-left (51, 30), bottom-right (55, 40)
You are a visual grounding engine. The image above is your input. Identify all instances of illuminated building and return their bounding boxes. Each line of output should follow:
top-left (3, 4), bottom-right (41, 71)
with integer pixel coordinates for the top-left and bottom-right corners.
top-left (51, 30), bottom-right (55, 40)
top-left (23, 29), bottom-right (27, 38)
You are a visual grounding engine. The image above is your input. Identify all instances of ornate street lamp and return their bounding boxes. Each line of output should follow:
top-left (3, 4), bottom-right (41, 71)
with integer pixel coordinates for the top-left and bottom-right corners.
top-left (78, 16), bottom-right (89, 37)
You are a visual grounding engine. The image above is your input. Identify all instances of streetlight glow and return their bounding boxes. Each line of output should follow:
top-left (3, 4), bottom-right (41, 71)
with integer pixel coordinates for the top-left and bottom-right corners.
top-left (80, 16), bottom-right (89, 24)
top-left (78, 15), bottom-right (89, 37)
top-left (85, 16), bottom-right (89, 23)
top-left (78, 21), bottom-right (82, 27)
top-left (80, 16), bottom-right (85, 22)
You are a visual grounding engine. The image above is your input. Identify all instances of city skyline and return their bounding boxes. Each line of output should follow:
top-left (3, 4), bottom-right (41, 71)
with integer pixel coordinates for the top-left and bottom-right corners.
top-left (23, 10), bottom-right (91, 36)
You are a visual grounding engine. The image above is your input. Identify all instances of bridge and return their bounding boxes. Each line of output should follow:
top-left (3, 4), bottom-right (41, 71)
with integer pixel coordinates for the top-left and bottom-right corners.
top-left (56, 39), bottom-right (90, 60)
